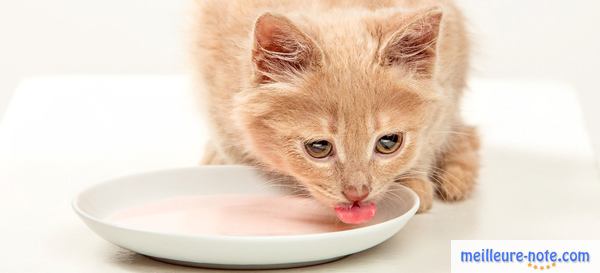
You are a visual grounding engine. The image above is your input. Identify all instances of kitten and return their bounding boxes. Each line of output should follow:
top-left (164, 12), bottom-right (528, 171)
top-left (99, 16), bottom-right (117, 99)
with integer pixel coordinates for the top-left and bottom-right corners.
top-left (193, 0), bottom-right (480, 219)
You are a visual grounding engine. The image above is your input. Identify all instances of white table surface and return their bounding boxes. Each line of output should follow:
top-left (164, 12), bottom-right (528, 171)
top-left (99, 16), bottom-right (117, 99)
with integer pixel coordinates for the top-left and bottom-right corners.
top-left (1, 76), bottom-right (599, 273)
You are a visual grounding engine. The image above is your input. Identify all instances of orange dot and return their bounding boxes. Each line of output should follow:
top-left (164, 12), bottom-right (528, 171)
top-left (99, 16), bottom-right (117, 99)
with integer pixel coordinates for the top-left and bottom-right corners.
top-left (528, 263), bottom-right (532, 267)
top-left (540, 266), bottom-right (544, 270)
top-left (534, 265), bottom-right (538, 269)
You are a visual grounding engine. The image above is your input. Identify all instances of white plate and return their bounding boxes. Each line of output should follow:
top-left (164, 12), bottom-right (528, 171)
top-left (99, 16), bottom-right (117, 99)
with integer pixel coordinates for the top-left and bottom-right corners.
top-left (73, 166), bottom-right (419, 269)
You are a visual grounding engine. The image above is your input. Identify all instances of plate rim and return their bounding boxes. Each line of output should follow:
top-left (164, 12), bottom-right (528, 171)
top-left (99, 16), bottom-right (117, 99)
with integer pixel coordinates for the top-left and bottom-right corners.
top-left (72, 165), bottom-right (420, 242)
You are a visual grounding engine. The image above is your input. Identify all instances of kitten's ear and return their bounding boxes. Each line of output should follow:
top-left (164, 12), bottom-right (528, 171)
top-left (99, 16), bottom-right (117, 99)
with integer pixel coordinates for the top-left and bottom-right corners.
top-left (252, 13), bottom-right (322, 84)
top-left (379, 8), bottom-right (443, 77)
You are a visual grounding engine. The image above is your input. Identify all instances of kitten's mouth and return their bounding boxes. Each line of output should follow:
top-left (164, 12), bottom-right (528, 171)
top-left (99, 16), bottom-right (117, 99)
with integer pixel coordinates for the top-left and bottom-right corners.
top-left (334, 201), bottom-right (376, 224)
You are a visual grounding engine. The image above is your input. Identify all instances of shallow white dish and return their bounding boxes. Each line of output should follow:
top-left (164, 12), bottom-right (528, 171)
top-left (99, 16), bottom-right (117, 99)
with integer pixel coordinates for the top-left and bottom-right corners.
top-left (73, 166), bottom-right (419, 269)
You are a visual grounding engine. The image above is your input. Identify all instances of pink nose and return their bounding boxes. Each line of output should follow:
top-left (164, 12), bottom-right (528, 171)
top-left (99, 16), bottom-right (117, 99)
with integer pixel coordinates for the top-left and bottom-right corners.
top-left (343, 184), bottom-right (370, 202)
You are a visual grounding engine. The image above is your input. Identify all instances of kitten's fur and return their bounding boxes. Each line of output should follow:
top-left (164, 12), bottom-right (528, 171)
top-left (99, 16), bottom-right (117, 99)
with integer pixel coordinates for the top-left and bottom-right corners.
top-left (194, 0), bottom-right (480, 212)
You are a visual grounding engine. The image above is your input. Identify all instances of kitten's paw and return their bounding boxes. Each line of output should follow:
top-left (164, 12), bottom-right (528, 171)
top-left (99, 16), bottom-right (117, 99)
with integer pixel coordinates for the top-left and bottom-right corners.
top-left (200, 142), bottom-right (227, 165)
top-left (434, 125), bottom-right (480, 202)
top-left (434, 164), bottom-right (475, 201)
top-left (399, 178), bottom-right (434, 213)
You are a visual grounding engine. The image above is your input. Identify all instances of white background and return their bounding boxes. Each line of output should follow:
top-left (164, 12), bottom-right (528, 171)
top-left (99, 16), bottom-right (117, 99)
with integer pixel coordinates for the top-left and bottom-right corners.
top-left (0, 0), bottom-right (599, 169)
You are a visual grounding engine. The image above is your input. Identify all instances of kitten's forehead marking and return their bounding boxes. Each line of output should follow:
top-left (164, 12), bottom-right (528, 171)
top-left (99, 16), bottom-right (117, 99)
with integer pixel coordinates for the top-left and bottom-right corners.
top-left (335, 110), bottom-right (376, 165)
top-left (333, 115), bottom-right (346, 163)
top-left (365, 114), bottom-right (376, 160)
top-left (376, 113), bottom-right (394, 132)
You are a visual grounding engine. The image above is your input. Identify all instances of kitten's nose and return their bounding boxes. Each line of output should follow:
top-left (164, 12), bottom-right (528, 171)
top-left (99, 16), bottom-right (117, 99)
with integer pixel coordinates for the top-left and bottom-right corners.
top-left (343, 184), bottom-right (370, 202)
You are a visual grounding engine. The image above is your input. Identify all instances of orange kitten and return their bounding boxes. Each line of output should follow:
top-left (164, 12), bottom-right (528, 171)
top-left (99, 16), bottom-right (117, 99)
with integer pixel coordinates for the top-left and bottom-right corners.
top-left (193, 0), bottom-right (480, 218)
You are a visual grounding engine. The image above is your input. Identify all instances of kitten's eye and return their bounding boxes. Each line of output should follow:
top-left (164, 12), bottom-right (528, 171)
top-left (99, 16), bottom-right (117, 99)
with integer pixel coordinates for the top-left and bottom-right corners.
top-left (305, 140), bottom-right (333, 159)
top-left (375, 133), bottom-right (403, 155)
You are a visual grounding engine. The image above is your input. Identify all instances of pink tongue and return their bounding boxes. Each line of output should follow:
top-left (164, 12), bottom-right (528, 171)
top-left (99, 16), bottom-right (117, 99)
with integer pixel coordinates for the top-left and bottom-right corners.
top-left (334, 202), bottom-right (377, 224)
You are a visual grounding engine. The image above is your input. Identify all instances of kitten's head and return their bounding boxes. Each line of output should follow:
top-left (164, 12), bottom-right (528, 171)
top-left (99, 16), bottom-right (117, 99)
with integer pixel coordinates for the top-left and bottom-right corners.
top-left (234, 8), bottom-right (443, 208)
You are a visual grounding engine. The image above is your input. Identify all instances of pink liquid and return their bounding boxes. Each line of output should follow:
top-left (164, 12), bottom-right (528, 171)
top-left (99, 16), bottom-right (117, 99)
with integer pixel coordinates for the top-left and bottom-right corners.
top-left (108, 194), bottom-right (358, 236)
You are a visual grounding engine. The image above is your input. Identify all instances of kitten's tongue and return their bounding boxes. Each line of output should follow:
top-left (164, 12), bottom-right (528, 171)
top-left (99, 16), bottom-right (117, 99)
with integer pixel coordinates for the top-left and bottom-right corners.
top-left (334, 202), bottom-right (376, 224)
